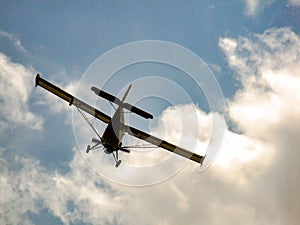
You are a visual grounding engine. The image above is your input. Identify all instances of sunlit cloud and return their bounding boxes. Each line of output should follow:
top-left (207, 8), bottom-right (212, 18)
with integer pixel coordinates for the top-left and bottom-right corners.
top-left (1, 26), bottom-right (300, 225)
top-left (219, 27), bottom-right (300, 223)
top-left (0, 53), bottom-right (43, 130)
top-left (0, 148), bottom-right (124, 225)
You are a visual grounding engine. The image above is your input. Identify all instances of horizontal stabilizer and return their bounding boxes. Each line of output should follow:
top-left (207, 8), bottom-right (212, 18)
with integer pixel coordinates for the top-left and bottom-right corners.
top-left (91, 87), bottom-right (122, 105)
top-left (123, 103), bottom-right (153, 119)
top-left (91, 86), bottom-right (153, 119)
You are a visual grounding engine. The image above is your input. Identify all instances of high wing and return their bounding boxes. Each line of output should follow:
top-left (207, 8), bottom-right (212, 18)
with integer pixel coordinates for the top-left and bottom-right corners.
top-left (124, 125), bottom-right (205, 164)
top-left (35, 74), bottom-right (111, 124)
top-left (35, 74), bottom-right (205, 165)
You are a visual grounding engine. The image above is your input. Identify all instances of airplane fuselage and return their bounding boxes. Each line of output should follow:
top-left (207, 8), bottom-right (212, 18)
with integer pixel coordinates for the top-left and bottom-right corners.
top-left (101, 106), bottom-right (125, 153)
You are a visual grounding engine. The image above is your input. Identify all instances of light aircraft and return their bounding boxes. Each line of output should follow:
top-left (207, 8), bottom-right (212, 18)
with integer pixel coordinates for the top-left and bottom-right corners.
top-left (35, 74), bottom-right (205, 167)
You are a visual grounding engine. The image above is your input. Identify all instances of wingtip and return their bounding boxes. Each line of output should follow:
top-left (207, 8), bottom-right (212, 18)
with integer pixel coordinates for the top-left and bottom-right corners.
top-left (199, 154), bottom-right (206, 166)
top-left (91, 86), bottom-right (99, 94)
top-left (35, 73), bottom-right (41, 87)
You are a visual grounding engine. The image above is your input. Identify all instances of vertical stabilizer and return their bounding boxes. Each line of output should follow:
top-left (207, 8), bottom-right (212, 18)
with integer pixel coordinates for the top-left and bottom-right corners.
top-left (121, 84), bottom-right (132, 102)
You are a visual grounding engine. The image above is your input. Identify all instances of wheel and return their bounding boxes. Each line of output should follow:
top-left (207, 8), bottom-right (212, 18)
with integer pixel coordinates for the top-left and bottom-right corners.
top-left (115, 160), bottom-right (122, 168)
top-left (86, 145), bottom-right (90, 153)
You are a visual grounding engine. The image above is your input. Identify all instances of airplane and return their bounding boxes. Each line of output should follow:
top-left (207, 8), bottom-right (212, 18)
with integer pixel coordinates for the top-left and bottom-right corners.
top-left (35, 74), bottom-right (206, 167)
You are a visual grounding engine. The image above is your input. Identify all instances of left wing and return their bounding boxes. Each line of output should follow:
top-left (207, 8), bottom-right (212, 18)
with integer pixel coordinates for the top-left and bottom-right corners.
top-left (124, 125), bottom-right (206, 165)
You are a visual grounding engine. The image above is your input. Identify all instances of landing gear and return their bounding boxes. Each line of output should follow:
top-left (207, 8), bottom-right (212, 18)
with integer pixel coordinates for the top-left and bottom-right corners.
top-left (86, 138), bottom-right (102, 154)
top-left (86, 138), bottom-right (127, 168)
top-left (115, 160), bottom-right (122, 168)
top-left (86, 145), bottom-right (90, 153)
top-left (113, 150), bottom-right (122, 168)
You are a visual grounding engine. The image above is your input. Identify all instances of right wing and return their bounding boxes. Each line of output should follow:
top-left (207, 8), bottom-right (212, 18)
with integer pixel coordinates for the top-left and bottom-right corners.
top-left (124, 125), bottom-right (206, 165)
top-left (35, 74), bottom-right (111, 124)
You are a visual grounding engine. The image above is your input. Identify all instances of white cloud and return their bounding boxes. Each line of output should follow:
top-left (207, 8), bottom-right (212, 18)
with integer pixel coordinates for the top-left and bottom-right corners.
top-left (244, 0), bottom-right (260, 16)
top-left (219, 27), bottom-right (300, 224)
top-left (0, 103), bottom-right (275, 225)
top-left (123, 104), bottom-right (214, 167)
top-left (0, 148), bottom-right (126, 225)
top-left (119, 26), bottom-right (300, 225)
top-left (289, 0), bottom-right (300, 6)
top-left (220, 27), bottom-right (300, 137)
top-left (0, 53), bottom-right (43, 130)
top-left (116, 26), bottom-right (300, 225)
top-left (2, 27), bottom-right (300, 225)
top-left (243, 0), bottom-right (275, 17)
top-left (0, 30), bottom-right (27, 53)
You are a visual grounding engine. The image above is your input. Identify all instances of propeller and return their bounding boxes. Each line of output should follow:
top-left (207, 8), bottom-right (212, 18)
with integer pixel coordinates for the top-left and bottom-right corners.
top-left (118, 148), bottom-right (130, 153)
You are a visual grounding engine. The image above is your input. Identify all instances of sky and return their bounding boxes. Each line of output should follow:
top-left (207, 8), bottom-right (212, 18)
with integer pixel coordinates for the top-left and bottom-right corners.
top-left (1, 0), bottom-right (300, 224)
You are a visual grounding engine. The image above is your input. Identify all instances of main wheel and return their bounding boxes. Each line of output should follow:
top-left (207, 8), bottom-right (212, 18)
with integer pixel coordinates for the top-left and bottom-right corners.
top-left (115, 160), bottom-right (122, 168)
top-left (86, 145), bottom-right (90, 153)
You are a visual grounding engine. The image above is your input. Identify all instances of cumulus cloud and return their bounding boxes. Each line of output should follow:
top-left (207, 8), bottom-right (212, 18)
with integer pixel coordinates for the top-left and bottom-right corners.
top-left (219, 27), bottom-right (300, 224)
top-left (220, 27), bottom-right (300, 136)
top-left (0, 105), bottom-right (229, 225)
top-left (0, 147), bottom-right (125, 225)
top-left (2, 27), bottom-right (300, 225)
top-left (113, 26), bottom-right (300, 225)
top-left (0, 104), bottom-right (275, 225)
top-left (0, 53), bottom-right (43, 130)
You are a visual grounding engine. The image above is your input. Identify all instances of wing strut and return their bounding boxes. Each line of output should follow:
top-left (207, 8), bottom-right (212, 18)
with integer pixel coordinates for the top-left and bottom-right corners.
top-left (35, 74), bottom-right (111, 124)
top-left (76, 107), bottom-right (102, 141)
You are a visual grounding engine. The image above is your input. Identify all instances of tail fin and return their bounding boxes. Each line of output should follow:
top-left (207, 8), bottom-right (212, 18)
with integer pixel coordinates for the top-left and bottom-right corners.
top-left (121, 84), bottom-right (132, 102)
top-left (91, 84), bottom-right (153, 119)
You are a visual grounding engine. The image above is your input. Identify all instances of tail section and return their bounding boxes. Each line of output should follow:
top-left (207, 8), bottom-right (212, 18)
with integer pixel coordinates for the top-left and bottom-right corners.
top-left (91, 85), bottom-right (153, 119)
top-left (121, 84), bottom-right (132, 102)
top-left (91, 84), bottom-right (153, 119)
top-left (91, 86), bottom-right (122, 105)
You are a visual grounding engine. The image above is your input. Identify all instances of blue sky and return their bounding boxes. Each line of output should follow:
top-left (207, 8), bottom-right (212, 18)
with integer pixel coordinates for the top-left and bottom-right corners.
top-left (1, 1), bottom-right (300, 224)
top-left (1, 0), bottom-right (299, 97)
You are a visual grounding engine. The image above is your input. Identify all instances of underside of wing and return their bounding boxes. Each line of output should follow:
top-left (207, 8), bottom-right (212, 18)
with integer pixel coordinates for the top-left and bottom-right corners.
top-left (124, 125), bottom-right (206, 165)
top-left (35, 74), bottom-right (111, 124)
